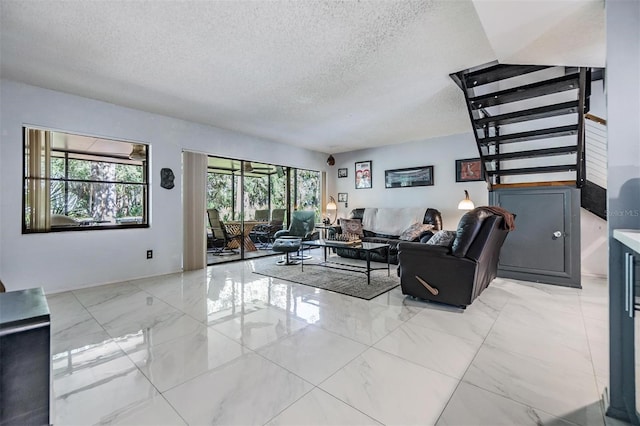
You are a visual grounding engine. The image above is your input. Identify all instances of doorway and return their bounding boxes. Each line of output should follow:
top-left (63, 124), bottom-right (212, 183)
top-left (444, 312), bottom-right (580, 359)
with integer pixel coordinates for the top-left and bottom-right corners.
top-left (206, 156), bottom-right (321, 265)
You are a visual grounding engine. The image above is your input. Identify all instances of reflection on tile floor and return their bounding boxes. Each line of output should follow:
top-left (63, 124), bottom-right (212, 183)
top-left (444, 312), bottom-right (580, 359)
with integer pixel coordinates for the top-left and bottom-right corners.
top-left (47, 254), bottom-right (612, 425)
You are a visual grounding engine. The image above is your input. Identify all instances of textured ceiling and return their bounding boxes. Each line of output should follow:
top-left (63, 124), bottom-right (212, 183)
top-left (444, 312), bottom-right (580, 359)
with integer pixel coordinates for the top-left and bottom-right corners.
top-left (0, 1), bottom-right (605, 154)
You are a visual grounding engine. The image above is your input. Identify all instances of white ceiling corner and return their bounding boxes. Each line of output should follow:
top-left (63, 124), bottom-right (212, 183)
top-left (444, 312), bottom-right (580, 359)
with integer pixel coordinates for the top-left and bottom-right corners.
top-left (0, 1), bottom-right (605, 154)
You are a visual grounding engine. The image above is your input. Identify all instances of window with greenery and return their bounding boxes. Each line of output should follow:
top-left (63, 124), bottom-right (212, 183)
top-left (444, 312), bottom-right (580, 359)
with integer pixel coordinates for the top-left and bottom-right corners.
top-left (292, 168), bottom-right (321, 223)
top-left (23, 127), bottom-right (149, 233)
top-left (206, 157), bottom-right (320, 226)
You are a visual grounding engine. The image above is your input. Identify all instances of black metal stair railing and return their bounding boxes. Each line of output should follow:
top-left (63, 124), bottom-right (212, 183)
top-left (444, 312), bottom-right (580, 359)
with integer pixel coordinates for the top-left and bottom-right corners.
top-left (450, 63), bottom-right (591, 188)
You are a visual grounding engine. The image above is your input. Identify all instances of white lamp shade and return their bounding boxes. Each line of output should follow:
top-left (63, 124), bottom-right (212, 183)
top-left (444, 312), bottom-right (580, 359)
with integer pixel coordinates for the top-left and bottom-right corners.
top-left (458, 190), bottom-right (475, 210)
top-left (458, 199), bottom-right (475, 210)
top-left (326, 196), bottom-right (337, 224)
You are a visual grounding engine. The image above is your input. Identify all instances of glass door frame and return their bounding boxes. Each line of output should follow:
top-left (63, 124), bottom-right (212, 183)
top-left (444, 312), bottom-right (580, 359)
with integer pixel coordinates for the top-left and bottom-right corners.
top-left (206, 156), bottom-right (321, 264)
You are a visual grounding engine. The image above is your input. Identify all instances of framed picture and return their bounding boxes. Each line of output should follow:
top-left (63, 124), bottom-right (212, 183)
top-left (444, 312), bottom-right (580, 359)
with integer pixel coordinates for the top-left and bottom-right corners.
top-left (338, 168), bottom-right (348, 178)
top-left (338, 193), bottom-right (348, 203)
top-left (355, 161), bottom-right (372, 189)
top-left (456, 158), bottom-right (485, 182)
top-left (385, 166), bottom-right (434, 188)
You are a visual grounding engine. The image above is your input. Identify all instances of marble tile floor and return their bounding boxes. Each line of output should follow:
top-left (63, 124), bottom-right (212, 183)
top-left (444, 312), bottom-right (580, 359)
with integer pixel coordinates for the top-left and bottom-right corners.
top-left (46, 255), bottom-right (617, 425)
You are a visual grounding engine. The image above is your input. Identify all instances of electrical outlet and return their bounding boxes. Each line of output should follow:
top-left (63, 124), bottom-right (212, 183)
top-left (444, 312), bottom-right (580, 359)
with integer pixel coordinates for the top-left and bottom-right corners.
top-left (146, 250), bottom-right (153, 259)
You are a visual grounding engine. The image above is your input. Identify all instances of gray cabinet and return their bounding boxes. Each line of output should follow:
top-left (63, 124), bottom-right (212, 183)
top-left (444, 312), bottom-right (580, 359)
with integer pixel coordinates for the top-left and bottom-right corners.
top-left (610, 230), bottom-right (640, 425)
top-left (490, 185), bottom-right (581, 287)
top-left (0, 288), bottom-right (51, 426)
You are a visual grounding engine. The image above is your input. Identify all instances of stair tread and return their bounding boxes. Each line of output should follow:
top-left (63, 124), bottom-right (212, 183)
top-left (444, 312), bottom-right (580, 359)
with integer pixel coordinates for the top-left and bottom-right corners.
top-left (484, 146), bottom-right (577, 161)
top-left (491, 181), bottom-right (576, 190)
top-left (464, 65), bottom-right (550, 87)
top-left (470, 73), bottom-right (580, 108)
top-left (475, 101), bottom-right (579, 127)
top-left (479, 124), bottom-right (579, 145)
top-left (486, 164), bottom-right (577, 176)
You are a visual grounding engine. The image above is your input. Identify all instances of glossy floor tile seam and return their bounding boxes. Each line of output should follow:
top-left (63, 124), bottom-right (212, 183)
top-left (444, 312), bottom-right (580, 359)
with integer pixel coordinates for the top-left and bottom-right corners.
top-left (54, 289), bottom-right (122, 353)
top-left (253, 307), bottom-right (461, 424)
top-left (458, 370), bottom-right (605, 426)
top-left (253, 320), bottom-right (400, 390)
top-left (579, 295), bottom-right (610, 402)
top-left (150, 392), bottom-right (191, 426)
top-left (433, 287), bottom-right (602, 425)
top-left (122, 326), bottom-right (259, 394)
top-left (261, 386), bottom-right (381, 426)
top-left (253, 363), bottom-right (372, 426)
top-left (324, 300), bottom-right (497, 425)
top-left (372, 335), bottom-right (481, 384)
top-left (435, 380), bottom-right (587, 426)
top-left (61, 280), bottom-right (279, 402)
top-left (476, 321), bottom-right (597, 379)
top-left (72, 278), bottom-right (210, 346)
top-left (153, 344), bottom-right (262, 394)
top-left (126, 274), bottom-right (213, 317)
top-left (461, 343), bottom-right (605, 425)
top-left (427, 294), bottom-right (510, 424)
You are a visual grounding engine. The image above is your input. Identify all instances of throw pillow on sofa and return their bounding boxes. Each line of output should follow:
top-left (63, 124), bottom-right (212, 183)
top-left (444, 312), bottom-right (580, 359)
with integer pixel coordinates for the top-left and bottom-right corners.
top-left (426, 230), bottom-right (456, 247)
top-left (340, 218), bottom-right (364, 237)
top-left (399, 223), bottom-right (435, 241)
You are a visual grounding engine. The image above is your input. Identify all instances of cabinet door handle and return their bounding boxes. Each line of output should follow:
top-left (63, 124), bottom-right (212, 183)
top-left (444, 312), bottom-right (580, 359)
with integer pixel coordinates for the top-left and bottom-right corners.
top-left (625, 253), bottom-right (630, 314)
top-left (629, 254), bottom-right (636, 318)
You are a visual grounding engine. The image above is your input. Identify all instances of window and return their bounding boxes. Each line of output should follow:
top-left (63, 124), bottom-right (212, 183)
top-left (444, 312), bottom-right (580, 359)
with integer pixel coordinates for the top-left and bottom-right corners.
top-left (23, 127), bottom-right (149, 233)
top-left (292, 168), bottom-right (321, 223)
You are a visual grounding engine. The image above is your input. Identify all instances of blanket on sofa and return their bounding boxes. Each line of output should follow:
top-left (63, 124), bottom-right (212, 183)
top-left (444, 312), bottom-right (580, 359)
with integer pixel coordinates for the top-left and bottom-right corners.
top-left (362, 207), bottom-right (426, 236)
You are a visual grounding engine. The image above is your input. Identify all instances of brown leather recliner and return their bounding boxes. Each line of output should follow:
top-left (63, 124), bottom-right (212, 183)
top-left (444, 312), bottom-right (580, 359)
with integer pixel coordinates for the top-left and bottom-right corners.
top-left (398, 208), bottom-right (513, 308)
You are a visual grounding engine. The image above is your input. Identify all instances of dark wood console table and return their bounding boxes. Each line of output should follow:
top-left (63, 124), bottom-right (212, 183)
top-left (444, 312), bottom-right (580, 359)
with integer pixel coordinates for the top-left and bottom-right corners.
top-left (0, 288), bottom-right (51, 425)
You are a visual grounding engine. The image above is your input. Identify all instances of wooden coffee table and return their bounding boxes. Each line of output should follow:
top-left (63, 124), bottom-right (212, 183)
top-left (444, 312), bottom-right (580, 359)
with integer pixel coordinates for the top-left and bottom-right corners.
top-left (300, 239), bottom-right (390, 285)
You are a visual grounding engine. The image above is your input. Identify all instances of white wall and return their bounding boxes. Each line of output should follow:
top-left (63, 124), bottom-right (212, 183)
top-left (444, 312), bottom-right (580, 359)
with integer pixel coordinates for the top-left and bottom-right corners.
top-left (0, 80), bottom-right (328, 293)
top-left (328, 133), bottom-right (487, 230)
top-left (581, 210), bottom-right (608, 277)
top-left (590, 78), bottom-right (607, 119)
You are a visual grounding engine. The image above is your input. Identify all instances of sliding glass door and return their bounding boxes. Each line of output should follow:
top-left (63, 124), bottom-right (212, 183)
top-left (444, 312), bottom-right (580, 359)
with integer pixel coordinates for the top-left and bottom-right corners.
top-left (206, 156), bottom-right (319, 264)
top-left (290, 168), bottom-right (321, 223)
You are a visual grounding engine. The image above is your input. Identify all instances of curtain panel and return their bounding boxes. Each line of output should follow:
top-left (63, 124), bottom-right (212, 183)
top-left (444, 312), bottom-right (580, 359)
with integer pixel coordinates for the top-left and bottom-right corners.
top-left (26, 128), bottom-right (52, 232)
top-left (182, 151), bottom-right (207, 271)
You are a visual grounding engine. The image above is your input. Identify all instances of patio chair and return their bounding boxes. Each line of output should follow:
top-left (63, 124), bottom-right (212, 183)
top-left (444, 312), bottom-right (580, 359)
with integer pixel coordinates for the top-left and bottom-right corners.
top-left (271, 208), bottom-right (286, 224)
top-left (254, 209), bottom-right (269, 222)
top-left (249, 208), bottom-right (286, 248)
top-left (207, 208), bottom-right (243, 255)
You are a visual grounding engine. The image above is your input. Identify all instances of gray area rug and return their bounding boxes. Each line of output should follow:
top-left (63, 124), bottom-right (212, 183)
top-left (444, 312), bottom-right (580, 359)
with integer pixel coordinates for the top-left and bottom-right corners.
top-left (254, 262), bottom-right (400, 300)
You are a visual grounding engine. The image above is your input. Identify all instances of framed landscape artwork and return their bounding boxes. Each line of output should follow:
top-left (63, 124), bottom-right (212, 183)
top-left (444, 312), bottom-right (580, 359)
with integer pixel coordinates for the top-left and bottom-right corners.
top-left (456, 158), bottom-right (485, 182)
top-left (385, 166), bottom-right (433, 188)
top-left (338, 168), bottom-right (348, 178)
top-left (355, 161), bottom-right (372, 189)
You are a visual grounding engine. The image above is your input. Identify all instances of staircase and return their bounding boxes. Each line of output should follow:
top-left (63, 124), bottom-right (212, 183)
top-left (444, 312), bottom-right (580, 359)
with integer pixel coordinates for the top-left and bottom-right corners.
top-left (451, 62), bottom-right (590, 186)
top-left (451, 62), bottom-right (607, 218)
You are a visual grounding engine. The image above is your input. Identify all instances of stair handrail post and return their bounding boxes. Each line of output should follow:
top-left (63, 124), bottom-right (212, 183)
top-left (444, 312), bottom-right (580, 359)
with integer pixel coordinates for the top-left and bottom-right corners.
top-left (450, 69), bottom-right (492, 189)
top-left (576, 67), bottom-right (589, 188)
